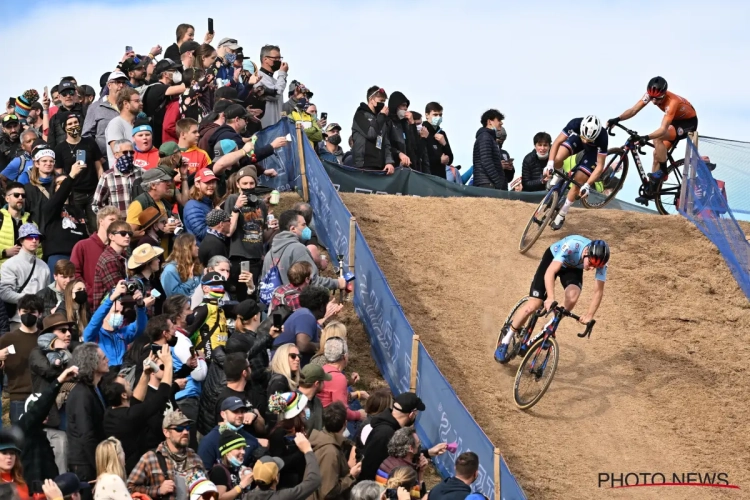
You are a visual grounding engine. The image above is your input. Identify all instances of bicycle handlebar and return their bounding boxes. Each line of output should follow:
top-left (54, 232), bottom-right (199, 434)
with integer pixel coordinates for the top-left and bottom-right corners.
top-left (607, 123), bottom-right (648, 155)
top-left (542, 302), bottom-right (596, 338)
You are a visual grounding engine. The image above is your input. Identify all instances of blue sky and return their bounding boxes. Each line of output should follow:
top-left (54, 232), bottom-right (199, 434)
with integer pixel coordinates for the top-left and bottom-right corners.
top-left (2, 0), bottom-right (748, 207)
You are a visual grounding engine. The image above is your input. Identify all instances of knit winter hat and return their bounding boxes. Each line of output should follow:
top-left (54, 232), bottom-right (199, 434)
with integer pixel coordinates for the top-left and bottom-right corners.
top-left (268, 391), bottom-right (308, 420)
top-left (15, 89), bottom-right (40, 120)
top-left (218, 429), bottom-right (247, 457)
top-left (205, 209), bottom-right (230, 228)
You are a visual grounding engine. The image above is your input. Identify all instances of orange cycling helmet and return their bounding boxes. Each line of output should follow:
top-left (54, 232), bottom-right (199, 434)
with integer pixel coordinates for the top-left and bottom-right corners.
top-left (586, 240), bottom-right (610, 268)
top-left (647, 76), bottom-right (668, 98)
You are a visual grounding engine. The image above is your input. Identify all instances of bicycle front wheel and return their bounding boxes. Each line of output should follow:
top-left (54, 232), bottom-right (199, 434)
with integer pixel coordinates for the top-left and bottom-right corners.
top-left (495, 296), bottom-right (528, 362)
top-left (654, 159), bottom-right (684, 215)
top-left (519, 190), bottom-right (559, 254)
top-left (513, 336), bottom-right (560, 410)
top-left (581, 148), bottom-right (629, 209)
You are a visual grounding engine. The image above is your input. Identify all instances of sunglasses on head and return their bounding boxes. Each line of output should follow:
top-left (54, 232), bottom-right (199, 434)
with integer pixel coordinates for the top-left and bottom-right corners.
top-left (111, 230), bottom-right (133, 237)
top-left (288, 353), bottom-right (299, 360)
top-left (170, 425), bottom-right (191, 433)
top-left (2, 114), bottom-right (18, 123)
top-left (8, 192), bottom-right (25, 199)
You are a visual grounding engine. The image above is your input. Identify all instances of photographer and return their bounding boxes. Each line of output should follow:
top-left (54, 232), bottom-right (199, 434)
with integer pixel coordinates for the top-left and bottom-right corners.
top-left (224, 167), bottom-right (277, 301)
top-left (83, 280), bottom-right (153, 369)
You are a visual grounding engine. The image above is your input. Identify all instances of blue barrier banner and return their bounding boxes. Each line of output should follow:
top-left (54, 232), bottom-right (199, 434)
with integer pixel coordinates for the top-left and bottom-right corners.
top-left (273, 122), bottom-right (527, 499)
top-left (256, 119), bottom-right (302, 192)
top-left (679, 139), bottom-right (750, 300)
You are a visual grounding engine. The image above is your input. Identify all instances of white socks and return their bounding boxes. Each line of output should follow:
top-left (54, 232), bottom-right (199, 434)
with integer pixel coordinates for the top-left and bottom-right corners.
top-left (559, 198), bottom-right (574, 216)
top-left (502, 327), bottom-right (516, 345)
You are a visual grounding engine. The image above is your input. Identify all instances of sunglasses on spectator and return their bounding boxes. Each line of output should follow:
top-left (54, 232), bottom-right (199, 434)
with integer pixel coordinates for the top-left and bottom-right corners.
top-left (24, 235), bottom-right (41, 241)
top-left (60, 89), bottom-right (76, 97)
top-left (111, 230), bottom-right (133, 237)
top-left (56, 328), bottom-right (70, 334)
top-left (120, 150), bottom-right (135, 156)
top-left (2, 115), bottom-right (19, 124)
top-left (170, 425), bottom-right (191, 433)
top-left (8, 192), bottom-right (25, 199)
top-left (288, 353), bottom-right (299, 360)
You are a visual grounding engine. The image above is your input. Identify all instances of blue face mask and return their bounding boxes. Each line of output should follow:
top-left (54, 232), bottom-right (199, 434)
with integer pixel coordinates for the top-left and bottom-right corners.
top-left (300, 226), bottom-right (312, 242)
top-left (228, 456), bottom-right (243, 468)
top-left (242, 60), bottom-right (256, 72)
top-left (225, 422), bottom-right (243, 432)
top-left (430, 116), bottom-right (442, 128)
top-left (225, 53), bottom-right (237, 65)
top-left (108, 313), bottom-right (124, 329)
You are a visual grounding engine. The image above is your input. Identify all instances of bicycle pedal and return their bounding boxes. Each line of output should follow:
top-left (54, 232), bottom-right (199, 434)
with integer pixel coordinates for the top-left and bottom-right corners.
top-left (634, 196), bottom-right (650, 206)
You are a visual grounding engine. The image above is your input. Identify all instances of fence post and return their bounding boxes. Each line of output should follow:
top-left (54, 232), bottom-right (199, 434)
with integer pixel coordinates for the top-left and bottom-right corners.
top-left (348, 217), bottom-right (356, 273)
top-left (296, 123), bottom-right (309, 202)
top-left (409, 335), bottom-right (420, 392)
top-left (685, 131), bottom-right (700, 214)
top-left (494, 448), bottom-right (501, 500)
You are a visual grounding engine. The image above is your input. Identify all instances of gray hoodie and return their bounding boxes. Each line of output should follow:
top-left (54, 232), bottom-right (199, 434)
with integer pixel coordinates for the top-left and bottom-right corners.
top-left (260, 232), bottom-right (337, 290)
top-left (0, 249), bottom-right (50, 321)
top-left (82, 96), bottom-right (119, 159)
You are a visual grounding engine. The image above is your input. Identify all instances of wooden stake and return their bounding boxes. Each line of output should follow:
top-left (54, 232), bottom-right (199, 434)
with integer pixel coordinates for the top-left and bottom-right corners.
top-left (348, 217), bottom-right (356, 273)
top-left (494, 448), bottom-right (501, 500)
top-left (409, 335), bottom-right (420, 392)
top-left (296, 123), bottom-right (309, 202)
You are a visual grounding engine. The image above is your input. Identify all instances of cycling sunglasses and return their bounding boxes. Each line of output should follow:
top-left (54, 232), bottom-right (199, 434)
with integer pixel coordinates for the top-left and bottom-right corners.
top-left (2, 114), bottom-right (19, 124)
top-left (169, 425), bottom-right (191, 433)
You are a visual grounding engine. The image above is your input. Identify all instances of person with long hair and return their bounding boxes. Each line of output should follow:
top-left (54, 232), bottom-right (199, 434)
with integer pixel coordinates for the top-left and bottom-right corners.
top-left (383, 466), bottom-right (421, 500)
top-left (0, 436), bottom-right (29, 500)
top-left (161, 233), bottom-right (202, 297)
top-left (267, 392), bottom-right (309, 490)
top-left (310, 321), bottom-right (347, 367)
top-left (24, 143), bottom-right (57, 228)
top-left (178, 68), bottom-right (212, 124)
top-left (127, 243), bottom-right (166, 315)
top-left (268, 343), bottom-right (300, 395)
top-left (93, 437), bottom-right (130, 500)
top-left (60, 279), bottom-right (90, 343)
top-left (183, 169), bottom-right (219, 244)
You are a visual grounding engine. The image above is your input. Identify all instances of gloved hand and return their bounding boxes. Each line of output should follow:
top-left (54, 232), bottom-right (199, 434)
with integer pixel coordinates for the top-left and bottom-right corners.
top-left (580, 182), bottom-right (591, 198)
top-left (632, 134), bottom-right (649, 145)
top-left (543, 160), bottom-right (555, 177)
top-left (607, 117), bottom-right (620, 128)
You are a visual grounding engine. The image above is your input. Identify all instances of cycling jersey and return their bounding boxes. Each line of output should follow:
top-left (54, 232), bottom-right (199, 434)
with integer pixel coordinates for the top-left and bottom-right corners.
top-left (561, 118), bottom-right (609, 156)
top-left (550, 235), bottom-right (607, 281)
top-left (641, 91), bottom-right (697, 122)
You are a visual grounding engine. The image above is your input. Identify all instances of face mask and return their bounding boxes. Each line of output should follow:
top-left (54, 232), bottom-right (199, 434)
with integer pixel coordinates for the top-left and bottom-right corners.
top-left (172, 71), bottom-right (183, 84)
top-left (300, 226), bottom-right (312, 242)
top-left (167, 335), bottom-right (178, 347)
top-left (327, 135), bottom-right (341, 146)
top-left (416, 124), bottom-right (423, 132)
top-left (20, 313), bottom-right (38, 328)
top-left (374, 102), bottom-right (385, 113)
top-left (225, 422), bottom-right (243, 432)
top-left (397, 109), bottom-right (407, 120)
top-left (536, 151), bottom-right (549, 160)
top-left (186, 313), bottom-right (195, 324)
top-left (66, 126), bottom-right (81, 138)
top-left (115, 154), bottom-right (134, 173)
top-left (108, 313), bottom-right (124, 329)
top-left (228, 456), bottom-right (243, 468)
top-left (430, 116), bottom-right (442, 128)
top-left (242, 60), bottom-right (256, 72)
top-left (296, 98), bottom-right (308, 110)
top-left (225, 53), bottom-right (237, 65)
top-left (208, 287), bottom-right (225, 299)
top-left (271, 60), bottom-right (282, 72)
top-left (74, 290), bottom-right (88, 305)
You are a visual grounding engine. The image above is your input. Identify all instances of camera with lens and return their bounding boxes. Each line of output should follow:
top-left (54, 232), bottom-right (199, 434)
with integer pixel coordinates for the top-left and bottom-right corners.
top-left (125, 279), bottom-right (141, 295)
top-left (243, 189), bottom-right (259, 209)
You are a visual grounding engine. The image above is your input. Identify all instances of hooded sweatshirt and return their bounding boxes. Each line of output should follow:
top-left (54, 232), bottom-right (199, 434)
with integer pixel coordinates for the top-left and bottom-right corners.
top-left (198, 120), bottom-right (221, 152)
top-left (386, 91), bottom-right (418, 168)
top-left (82, 297), bottom-right (148, 366)
top-left (359, 410), bottom-right (402, 481)
top-left (427, 477), bottom-right (473, 500)
top-left (308, 429), bottom-right (356, 500)
top-left (0, 249), bottom-right (50, 322)
top-left (260, 231), bottom-right (338, 291)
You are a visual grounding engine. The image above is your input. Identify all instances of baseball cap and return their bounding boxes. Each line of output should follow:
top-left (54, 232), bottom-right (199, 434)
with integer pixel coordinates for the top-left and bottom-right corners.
top-left (220, 396), bottom-right (249, 412)
top-left (288, 80), bottom-right (313, 99)
top-left (201, 271), bottom-right (225, 286)
top-left (162, 408), bottom-right (192, 429)
top-left (142, 168), bottom-right (173, 184)
top-left (300, 364), bottom-right (332, 384)
top-left (107, 71), bottom-right (128, 83)
top-left (205, 209), bottom-right (230, 227)
top-left (213, 99), bottom-right (233, 114)
top-left (54, 473), bottom-right (91, 497)
top-left (217, 38), bottom-right (240, 50)
top-left (159, 141), bottom-right (180, 157)
top-left (215, 139), bottom-right (238, 157)
top-left (215, 86), bottom-right (243, 103)
top-left (195, 168), bottom-right (218, 183)
top-left (253, 456), bottom-right (285, 485)
top-left (224, 104), bottom-right (248, 121)
top-left (180, 41), bottom-right (201, 55)
top-left (235, 299), bottom-right (261, 320)
top-left (122, 57), bottom-right (148, 73)
top-left (393, 392), bottom-right (425, 413)
top-left (58, 80), bottom-right (75, 92)
top-left (154, 58), bottom-right (182, 76)
top-left (2, 114), bottom-right (19, 127)
top-left (325, 123), bottom-right (342, 133)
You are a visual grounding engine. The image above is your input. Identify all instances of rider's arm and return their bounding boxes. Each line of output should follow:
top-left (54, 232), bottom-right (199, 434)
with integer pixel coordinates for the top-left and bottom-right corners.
top-left (587, 154), bottom-right (607, 184)
top-left (585, 279), bottom-right (605, 319)
top-left (647, 111), bottom-right (675, 140)
top-left (613, 98), bottom-right (648, 124)
top-left (544, 260), bottom-right (563, 302)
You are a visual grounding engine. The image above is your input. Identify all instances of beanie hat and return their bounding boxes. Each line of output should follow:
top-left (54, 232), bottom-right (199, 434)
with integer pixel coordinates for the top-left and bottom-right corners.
top-left (218, 429), bottom-right (247, 457)
top-left (15, 89), bottom-right (40, 120)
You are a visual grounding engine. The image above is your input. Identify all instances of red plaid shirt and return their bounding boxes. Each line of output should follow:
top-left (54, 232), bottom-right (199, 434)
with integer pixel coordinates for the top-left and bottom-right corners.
top-left (271, 284), bottom-right (303, 311)
top-left (93, 245), bottom-right (126, 306)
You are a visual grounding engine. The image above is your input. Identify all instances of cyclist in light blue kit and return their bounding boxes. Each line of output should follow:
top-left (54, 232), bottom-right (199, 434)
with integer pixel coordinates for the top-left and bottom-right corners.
top-left (495, 236), bottom-right (610, 363)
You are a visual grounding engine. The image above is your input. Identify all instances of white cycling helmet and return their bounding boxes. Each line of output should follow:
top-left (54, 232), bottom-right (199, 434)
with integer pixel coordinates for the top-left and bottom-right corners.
top-left (580, 115), bottom-right (602, 141)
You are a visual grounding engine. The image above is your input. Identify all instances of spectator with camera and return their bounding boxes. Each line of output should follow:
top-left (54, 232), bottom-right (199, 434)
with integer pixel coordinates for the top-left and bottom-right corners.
top-left (84, 279), bottom-right (152, 368)
top-left (520, 132), bottom-right (552, 192)
top-left (160, 233), bottom-right (202, 298)
top-left (92, 220), bottom-right (131, 306)
top-left (351, 86), bottom-right (394, 174)
top-left (127, 243), bottom-right (166, 315)
top-left (92, 139), bottom-right (143, 219)
top-left (427, 452), bottom-right (479, 500)
top-left (308, 401), bottom-right (360, 500)
top-left (255, 45), bottom-right (288, 130)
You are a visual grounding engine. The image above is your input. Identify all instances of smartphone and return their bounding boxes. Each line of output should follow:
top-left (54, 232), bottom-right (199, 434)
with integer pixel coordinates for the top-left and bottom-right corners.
top-left (285, 133), bottom-right (292, 142)
top-left (150, 344), bottom-right (162, 356)
top-left (44, 86), bottom-right (49, 96)
top-left (8, 97), bottom-right (15, 107)
top-left (6, 345), bottom-right (15, 355)
top-left (76, 149), bottom-right (87, 165)
top-left (189, 346), bottom-right (195, 357)
top-left (321, 112), bottom-right (328, 121)
top-left (125, 45), bottom-right (133, 52)
top-left (241, 261), bottom-right (250, 273)
top-left (273, 313), bottom-right (282, 329)
top-left (208, 18), bottom-right (214, 34)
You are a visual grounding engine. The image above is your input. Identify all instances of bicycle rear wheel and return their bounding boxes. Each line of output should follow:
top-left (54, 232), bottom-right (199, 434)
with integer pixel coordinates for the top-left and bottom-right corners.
top-left (513, 336), bottom-right (560, 410)
top-left (519, 190), bottom-right (559, 254)
top-left (495, 296), bottom-right (528, 363)
top-left (654, 159), bottom-right (684, 215)
top-left (581, 148), bottom-right (629, 209)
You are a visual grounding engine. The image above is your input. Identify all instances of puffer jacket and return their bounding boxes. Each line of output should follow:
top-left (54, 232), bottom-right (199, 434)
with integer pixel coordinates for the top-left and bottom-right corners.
top-left (196, 346), bottom-right (228, 436)
top-left (521, 150), bottom-right (547, 192)
top-left (18, 377), bottom-right (63, 484)
top-left (351, 103), bottom-right (393, 170)
top-left (183, 197), bottom-right (213, 244)
top-left (472, 127), bottom-right (506, 190)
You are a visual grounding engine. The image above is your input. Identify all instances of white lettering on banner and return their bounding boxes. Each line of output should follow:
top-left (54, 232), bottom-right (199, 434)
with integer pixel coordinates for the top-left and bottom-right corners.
top-left (356, 274), bottom-right (402, 372)
top-left (333, 184), bottom-right (341, 191)
top-left (376, 191), bottom-right (389, 195)
top-left (354, 187), bottom-right (374, 194)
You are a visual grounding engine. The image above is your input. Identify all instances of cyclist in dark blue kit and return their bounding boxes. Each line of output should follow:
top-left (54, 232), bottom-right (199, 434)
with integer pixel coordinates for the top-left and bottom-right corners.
top-left (542, 115), bottom-right (608, 230)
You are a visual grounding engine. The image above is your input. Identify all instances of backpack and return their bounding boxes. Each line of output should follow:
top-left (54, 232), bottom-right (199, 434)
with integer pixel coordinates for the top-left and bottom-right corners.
top-left (258, 247), bottom-right (289, 306)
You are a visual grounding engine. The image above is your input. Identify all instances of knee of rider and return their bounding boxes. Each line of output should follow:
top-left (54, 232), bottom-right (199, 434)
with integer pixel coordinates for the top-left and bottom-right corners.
top-left (565, 286), bottom-right (581, 301)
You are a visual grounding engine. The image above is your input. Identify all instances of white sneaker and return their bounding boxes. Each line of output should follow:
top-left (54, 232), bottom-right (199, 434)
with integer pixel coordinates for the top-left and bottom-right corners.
top-left (550, 214), bottom-right (565, 231)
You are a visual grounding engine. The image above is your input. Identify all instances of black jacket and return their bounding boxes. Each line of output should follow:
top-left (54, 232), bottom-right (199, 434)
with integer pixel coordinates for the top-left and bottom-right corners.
top-left (24, 182), bottom-right (55, 226)
top-left (28, 346), bottom-right (68, 428)
top-left (521, 150), bottom-right (547, 192)
top-left (427, 477), bottom-right (472, 500)
top-left (351, 103), bottom-right (393, 170)
top-left (423, 122), bottom-right (453, 178)
top-left (472, 127), bottom-right (506, 190)
top-left (198, 232), bottom-right (228, 267)
top-left (36, 286), bottom-right (60, 317)
top-left (0, 134), bottom-right (21, 171)
top-left (197, 346), bottom-right (228, 436)
top-left (47, 103), bottom-right (86, 149)
top-left (41, 174), bottom-right (89, 260)
top-left (359, 410), bottom-right (402, 481)
top-left (17, 377), bottom-right (62, 483)
top-left (66, 381), bottom-right (106, 468)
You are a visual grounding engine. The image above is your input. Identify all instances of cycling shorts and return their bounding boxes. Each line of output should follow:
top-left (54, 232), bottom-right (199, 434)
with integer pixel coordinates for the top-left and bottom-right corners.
top-left (561, 135), bottom-right (598, 176)
top-left (666, 116), bottom-right (698, 145)
top-left (529, 248), bottom-right (584, 300)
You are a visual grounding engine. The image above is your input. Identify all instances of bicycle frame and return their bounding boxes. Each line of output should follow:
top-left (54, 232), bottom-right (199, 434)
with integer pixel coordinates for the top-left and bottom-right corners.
top-left (524, 301), bottom-right (596, 350)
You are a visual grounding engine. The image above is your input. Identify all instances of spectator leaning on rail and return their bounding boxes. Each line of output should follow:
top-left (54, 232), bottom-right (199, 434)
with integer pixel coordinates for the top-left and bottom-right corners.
top-left (427, 452), bottom-right (479, 500)
top-left (472, 110), bottom-right (507, 190)
top-left (351, 86), bottom-right (395, 175)
top-left (422, 102), bottom-right (453, 179)
top-left (520, 132), bottom-right (552, 192)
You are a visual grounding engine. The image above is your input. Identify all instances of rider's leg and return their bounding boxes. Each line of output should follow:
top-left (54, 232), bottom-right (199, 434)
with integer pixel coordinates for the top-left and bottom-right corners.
top-left (553, 163), bottom-right (590, 229)
top-left (650, 126), bottom-right (674, 178)
top-left (509, 297), bottom-right (543, 333)
top-left (548, 142), bottom-right (572, 187)
top-left (562, 284), bottom-right (581, 311)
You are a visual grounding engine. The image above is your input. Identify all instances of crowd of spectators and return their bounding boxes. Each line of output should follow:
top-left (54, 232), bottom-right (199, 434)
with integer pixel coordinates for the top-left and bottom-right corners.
top-left (0, 20), bottom-right (494, 500)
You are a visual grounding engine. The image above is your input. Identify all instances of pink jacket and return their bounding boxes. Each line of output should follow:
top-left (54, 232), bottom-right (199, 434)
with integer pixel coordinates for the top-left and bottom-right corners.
top-left (320, 364), bottom-right (362, 421)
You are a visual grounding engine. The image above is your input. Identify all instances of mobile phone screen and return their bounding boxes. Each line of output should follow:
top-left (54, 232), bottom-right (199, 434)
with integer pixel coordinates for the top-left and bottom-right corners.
top-left (273, 314), bottom-right (282, 329)
top-left (321, 112), bottom-right (328, 120)
top-left (125, 45), bottom-right (133, 52)
top-left (241, 261), bottom-right (250, 273)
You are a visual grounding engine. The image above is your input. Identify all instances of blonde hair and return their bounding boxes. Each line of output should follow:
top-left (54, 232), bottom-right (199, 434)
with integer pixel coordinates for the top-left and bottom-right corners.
top-left (270, 343), bottom-right (300, 391)
top-left (97, 206), bottom-right (121, 225)
top-left (96, 437), bottom-right (126, 481)
top-left (165, 233), bottom-right (202, 282)
top-left (385, 466), bottom-right (418, 490)
top-left (64, 279), bottom-right (89, 334)
top-left (29, 156), bottom-right (55, 189)
top-left (316, 321), bottom-right (347, 356)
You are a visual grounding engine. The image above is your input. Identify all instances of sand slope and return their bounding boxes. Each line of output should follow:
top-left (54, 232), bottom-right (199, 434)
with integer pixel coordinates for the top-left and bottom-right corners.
top-left (343, 193), bottom-right (750, 500)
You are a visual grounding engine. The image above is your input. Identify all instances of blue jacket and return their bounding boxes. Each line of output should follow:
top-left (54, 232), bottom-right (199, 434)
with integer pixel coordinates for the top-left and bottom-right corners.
top-left (160, 262), bottom-right (201, 298)
top-left (82, 297), bottom-right (148, 366)
top-left (183, 197), bottom-right (213, 244)
top-left (197, 424), bottom-right (260, 470)
top-left (0, 153), bottom-right (32, 183)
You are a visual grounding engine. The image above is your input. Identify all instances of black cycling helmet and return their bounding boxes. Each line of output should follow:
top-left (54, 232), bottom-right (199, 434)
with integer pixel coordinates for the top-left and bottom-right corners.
top-left (647, 76), bottom-right (668, 98)
top-left (586, 240), bottom-right (610, 268)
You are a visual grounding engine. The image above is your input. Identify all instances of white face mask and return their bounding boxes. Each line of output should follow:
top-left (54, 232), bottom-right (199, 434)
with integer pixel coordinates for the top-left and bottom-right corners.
top-left (172, 71), bottom-right (183, 84)
top-left (536, 151), bottom-right (549, 160)
top-left (397, 109), bottom-right (407, 120)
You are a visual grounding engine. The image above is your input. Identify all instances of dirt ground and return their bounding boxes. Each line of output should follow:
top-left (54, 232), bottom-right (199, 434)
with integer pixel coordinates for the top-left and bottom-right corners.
top-left (343, 193), bottom-right (750, 500)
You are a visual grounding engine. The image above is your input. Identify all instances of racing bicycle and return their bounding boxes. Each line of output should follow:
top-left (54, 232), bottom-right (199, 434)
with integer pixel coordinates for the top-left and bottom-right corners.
top-left (518, 169), bottom-right (583, 254)
top-left (496, 299), bottom-right (595, 409)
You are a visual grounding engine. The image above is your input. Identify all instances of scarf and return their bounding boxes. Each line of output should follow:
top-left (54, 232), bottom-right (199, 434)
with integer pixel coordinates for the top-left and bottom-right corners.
top-left (206, 228), bottom-right (227, 241)
top-left (161, 443), bottom-right (189, 473)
